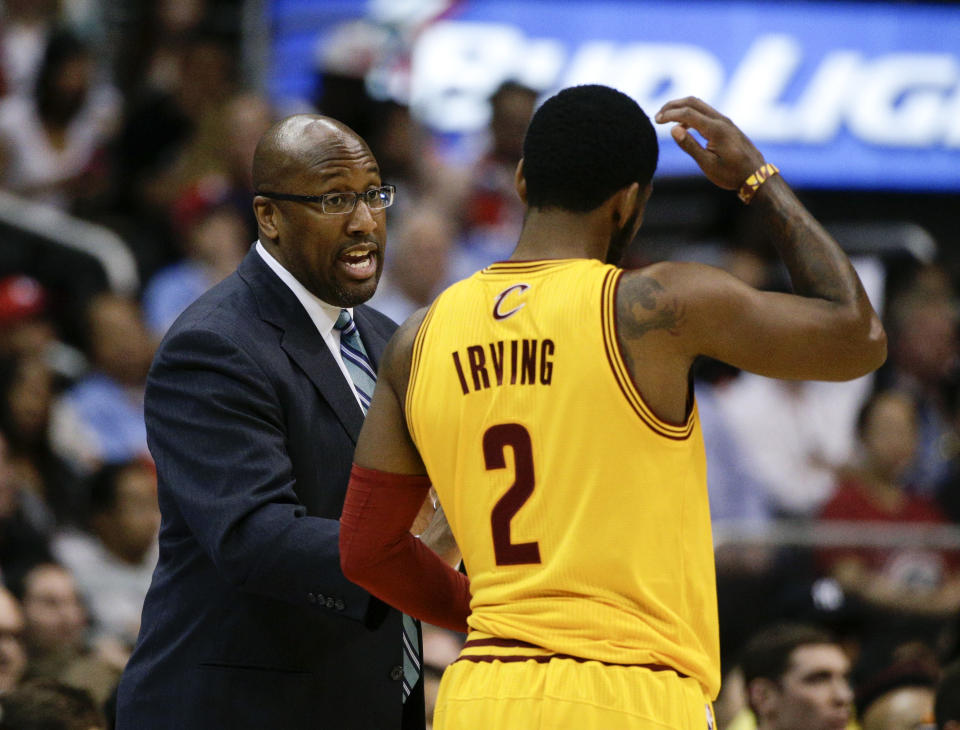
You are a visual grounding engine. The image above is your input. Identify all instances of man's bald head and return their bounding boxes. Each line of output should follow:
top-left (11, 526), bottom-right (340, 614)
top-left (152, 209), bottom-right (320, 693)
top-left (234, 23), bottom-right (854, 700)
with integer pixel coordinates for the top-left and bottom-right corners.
top-left (250, 112), bottom-right (387, 307)
top-left (252, 114), bottom-right (371, 193)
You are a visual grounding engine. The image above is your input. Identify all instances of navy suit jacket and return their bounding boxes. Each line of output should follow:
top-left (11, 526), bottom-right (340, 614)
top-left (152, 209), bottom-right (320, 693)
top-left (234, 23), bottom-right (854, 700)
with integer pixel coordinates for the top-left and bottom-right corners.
top-left (115, 248), bottom-right (422, 729)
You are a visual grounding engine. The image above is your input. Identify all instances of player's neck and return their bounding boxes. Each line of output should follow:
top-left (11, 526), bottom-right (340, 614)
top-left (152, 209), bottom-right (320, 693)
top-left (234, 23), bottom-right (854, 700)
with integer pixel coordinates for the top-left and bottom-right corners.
top-left (510, 207), bottom-right (609, 263)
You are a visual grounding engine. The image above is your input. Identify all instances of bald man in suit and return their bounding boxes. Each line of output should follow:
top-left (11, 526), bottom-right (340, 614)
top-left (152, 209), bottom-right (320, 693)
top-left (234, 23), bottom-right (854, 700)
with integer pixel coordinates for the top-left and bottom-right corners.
top-left (116, 114), bottom-right (454, 729)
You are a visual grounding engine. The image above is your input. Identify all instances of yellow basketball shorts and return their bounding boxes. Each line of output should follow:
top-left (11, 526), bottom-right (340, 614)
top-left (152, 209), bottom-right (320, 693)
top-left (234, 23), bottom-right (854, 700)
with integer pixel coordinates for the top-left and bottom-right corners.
top-left (434, 649), bottom-right (714, 729)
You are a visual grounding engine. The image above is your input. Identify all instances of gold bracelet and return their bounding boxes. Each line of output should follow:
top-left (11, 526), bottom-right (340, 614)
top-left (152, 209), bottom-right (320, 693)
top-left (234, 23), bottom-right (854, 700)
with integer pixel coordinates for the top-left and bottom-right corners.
top-left (737, 163), bottom-right (779, 204)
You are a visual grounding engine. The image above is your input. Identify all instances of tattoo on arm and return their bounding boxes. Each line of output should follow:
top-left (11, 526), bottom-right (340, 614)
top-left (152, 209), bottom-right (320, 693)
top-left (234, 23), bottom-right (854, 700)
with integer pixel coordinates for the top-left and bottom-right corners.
top-left (619, 275), bottom-right (686, 340)
top-left (755, 183), bottom-right (859, 304)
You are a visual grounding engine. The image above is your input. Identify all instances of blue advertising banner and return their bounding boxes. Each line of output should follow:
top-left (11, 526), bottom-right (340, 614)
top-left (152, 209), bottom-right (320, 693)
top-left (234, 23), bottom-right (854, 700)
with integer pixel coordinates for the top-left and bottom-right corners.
top-left (269, 0), bottom-right (960, 191)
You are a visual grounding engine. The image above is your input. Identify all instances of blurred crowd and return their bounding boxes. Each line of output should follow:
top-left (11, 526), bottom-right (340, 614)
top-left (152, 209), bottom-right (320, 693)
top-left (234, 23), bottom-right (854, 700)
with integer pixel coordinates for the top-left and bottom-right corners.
top-left (0, 1), bottom-right (957, 728)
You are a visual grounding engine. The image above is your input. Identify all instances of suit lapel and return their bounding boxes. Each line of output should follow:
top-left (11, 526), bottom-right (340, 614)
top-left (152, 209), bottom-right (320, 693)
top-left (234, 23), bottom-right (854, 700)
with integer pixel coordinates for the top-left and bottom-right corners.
top-left (238, 249), bottom-right (365, 442)
top-left (281, 325), bottom-right (365, 441)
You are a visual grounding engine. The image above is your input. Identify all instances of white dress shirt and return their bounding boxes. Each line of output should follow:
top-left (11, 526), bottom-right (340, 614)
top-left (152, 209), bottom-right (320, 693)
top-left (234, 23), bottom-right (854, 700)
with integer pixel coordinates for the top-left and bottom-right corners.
top-left (255, 241), bottom-right (365, 408)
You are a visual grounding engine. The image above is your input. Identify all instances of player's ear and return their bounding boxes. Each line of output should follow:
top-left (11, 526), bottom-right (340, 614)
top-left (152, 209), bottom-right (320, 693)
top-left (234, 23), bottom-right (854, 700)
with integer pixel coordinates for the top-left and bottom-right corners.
top-left (514, 159), bottom-right (528, 204)
top-left (615, 182), bottom-right (653, 223)
top-left (614, 182), bottom-right (640, 225)
top-left (613, 182), bottom-right (652, 230)
top-left (747, 678), bottom-right (779, 717)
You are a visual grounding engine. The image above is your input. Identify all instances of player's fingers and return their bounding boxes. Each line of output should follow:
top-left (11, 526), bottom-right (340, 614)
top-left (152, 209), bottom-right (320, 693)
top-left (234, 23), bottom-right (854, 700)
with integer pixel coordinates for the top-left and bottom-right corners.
top-left (671, 124), bottom-right (711, 167)
top-left (656, 96), bottom-right (720, 120)
top-left (655, 106), bottom-right (715, 136)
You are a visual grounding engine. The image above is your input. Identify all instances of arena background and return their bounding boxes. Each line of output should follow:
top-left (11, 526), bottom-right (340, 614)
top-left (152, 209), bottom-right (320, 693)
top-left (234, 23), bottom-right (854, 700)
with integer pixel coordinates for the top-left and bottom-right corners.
top-left (0, 1), bottom-right (957, 725)
top-left (260, 0), bottom-right (960, 278)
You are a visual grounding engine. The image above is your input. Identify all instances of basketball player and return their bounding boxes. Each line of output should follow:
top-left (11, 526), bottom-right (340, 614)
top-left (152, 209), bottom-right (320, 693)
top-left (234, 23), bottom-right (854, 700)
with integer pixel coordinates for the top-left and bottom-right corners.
top-left (339, 87), bottom-right (886, 729)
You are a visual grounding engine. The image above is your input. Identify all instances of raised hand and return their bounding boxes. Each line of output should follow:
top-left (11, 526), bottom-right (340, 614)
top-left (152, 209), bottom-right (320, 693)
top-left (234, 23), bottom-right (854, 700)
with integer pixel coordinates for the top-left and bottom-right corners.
top-left (655, 97), bottom-right (765, 190)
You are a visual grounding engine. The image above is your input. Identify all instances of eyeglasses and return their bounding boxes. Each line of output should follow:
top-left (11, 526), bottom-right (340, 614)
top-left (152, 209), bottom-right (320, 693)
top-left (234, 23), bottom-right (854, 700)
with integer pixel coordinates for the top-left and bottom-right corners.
top-left (257, 185), bottom-right (396, 215)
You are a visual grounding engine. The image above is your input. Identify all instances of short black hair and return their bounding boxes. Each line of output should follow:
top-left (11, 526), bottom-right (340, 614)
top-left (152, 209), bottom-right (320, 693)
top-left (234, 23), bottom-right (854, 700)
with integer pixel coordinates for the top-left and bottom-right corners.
top-left (740, 623), bottom-right (837, 686)
top-left (521, 84), bottom-right (657, 212)
top-left (937, 659), bottom-right (960, 727)
top-left (856, 657), bottom-right (938, 718)
top-left (86, 458), bottom-right (152, 521)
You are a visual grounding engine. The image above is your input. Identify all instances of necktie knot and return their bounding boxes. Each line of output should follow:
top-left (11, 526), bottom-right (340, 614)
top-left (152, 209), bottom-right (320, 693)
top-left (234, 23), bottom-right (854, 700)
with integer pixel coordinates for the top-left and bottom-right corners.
top-left (334, 308), bottom-right (354, 334)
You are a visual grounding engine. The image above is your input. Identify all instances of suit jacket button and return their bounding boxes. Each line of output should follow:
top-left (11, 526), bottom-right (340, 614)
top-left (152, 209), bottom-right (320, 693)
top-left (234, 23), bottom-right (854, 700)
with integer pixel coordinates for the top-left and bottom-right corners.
top-left (307, 593), bottom-right (316, 604)
top-left (334, 599), bottom-right (345, 611)
top-left (390, 665), bottom-right (404, 681)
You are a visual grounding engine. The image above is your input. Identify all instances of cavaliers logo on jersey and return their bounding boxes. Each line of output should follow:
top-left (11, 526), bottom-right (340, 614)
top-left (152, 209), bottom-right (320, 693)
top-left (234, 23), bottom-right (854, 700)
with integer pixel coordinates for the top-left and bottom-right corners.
top-left (493, 283), bottom-right (530, 320)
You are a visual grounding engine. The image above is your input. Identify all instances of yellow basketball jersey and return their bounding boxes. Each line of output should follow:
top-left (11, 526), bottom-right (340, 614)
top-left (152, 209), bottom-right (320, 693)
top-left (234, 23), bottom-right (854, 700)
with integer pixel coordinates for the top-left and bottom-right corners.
top-left (406, 258), bottom-right (720, 697)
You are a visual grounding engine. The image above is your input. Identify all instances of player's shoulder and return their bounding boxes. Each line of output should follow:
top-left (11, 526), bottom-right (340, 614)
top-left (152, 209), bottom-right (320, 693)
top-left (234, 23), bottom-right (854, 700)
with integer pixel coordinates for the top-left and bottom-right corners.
top-left (379, 307), bottom-right (431, 398)
top-left (392, 307), bottom-right (430, 354)
top-left (614, 260), bottom-right (737, 347)
top-left (618, 259), bottom-right (728, 303)
top-left (623, 259), bottom-right (712, 283)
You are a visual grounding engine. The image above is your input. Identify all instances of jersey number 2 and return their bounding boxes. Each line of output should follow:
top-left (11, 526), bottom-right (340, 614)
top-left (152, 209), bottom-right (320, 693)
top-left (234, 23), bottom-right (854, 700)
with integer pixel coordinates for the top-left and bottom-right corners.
top-left (483, 424), bottom-right (542, 566)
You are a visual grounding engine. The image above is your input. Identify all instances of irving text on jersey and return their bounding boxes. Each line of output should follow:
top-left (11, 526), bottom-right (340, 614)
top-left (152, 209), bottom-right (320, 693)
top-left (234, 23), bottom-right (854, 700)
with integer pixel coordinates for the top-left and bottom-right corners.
top-left (451, 339), bottom-right (555, 394)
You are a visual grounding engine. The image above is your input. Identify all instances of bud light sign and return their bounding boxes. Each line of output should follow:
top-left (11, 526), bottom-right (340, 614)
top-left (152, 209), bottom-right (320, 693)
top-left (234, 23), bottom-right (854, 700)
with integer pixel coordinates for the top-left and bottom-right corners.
top-left (271, 0), bottom-right (960, 191)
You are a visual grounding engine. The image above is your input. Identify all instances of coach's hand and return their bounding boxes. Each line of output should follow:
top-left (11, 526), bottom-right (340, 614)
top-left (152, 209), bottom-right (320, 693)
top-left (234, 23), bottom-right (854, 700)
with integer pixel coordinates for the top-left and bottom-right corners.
top-left (419, 500), bottom-right (461, 568)
top-left (655, 97), bottom-right (765, 190)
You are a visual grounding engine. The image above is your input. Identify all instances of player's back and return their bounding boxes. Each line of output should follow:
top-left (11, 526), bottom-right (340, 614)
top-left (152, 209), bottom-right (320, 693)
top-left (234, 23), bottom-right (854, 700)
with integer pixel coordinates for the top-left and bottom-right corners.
top-left (406, 258), bottom-right (719, 696)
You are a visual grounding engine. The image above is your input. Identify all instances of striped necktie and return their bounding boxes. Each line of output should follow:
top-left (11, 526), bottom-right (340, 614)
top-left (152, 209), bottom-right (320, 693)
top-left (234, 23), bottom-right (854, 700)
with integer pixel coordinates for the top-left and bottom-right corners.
top-left (334, 309), bottom-right (422, 702)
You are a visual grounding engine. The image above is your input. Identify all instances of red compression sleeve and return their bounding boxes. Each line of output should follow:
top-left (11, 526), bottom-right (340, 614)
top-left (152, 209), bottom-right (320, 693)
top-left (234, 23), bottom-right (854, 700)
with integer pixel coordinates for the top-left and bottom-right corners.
top-left (340, 464), bottom-right (470, 633)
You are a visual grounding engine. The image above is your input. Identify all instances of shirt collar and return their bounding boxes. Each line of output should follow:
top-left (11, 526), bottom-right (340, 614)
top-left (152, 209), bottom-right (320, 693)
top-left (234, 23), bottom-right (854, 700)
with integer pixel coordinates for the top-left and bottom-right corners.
top-left (255, 240), bottom-right (350, 336)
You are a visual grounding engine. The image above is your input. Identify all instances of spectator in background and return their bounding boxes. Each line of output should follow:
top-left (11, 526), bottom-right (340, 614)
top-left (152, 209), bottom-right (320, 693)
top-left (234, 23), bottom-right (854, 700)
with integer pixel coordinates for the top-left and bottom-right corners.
top-left (366, 100), bottom-right (464, 221)
top-left (0, 275), bottom-right (87, 382)
top-left (883, 263), bottom-right (960, 495)
top-left (937, 383), bottom-right (960, 524)
top-left (0, 585), bottom-right (27, 694)
top-left (112, 0), bottom-right (211, 97)
top-left (818, 390), bottom-right (960, 619)
top-left (0, 355), bottom-right (80, 525)
top-left (142, 203), bottom-right (249, 337)
top-left (109, 26), bottom-right (238, 284)
top-left (737, 622), bottom-right (854, 730)
top-left (53, 459), bottom-right (159, 654)
top-left (140, 91), bottom-right (276, 337)
top-left (0, 29), bottom-right (120, 211)
top-left (0, 274), bottom-right (52, 364)
top-left (310, 17), bottom-right (387, 141)
top-left (15, 563), bottom-right (120, 706)
top-left (362, 100), bottom-right (463, 321)
top-left (169, 90), bottom-right (275, 241)
top-left (0, 431), bottom-right (54, 591)
top-left (0, 678), bottom-right (105, 730)
top-left (448, 80), bottom-right (538, 283)
top-left (818, 389), bottom-right (960, 682)
top-left (936, 659), bottom-right (960, 729)
top-left (0, 0), bottom-right (59, 100)
top-left (48, 293), bottom-right (154, 476)
top-left (856, 657), bottom-right (938, 730)
top-left (369, 207), bottom-right (455, 324)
